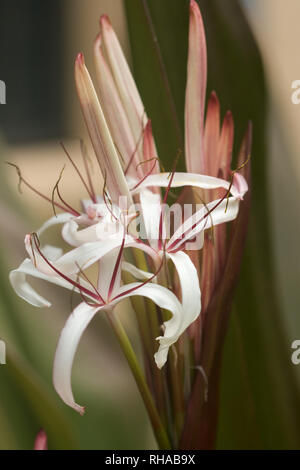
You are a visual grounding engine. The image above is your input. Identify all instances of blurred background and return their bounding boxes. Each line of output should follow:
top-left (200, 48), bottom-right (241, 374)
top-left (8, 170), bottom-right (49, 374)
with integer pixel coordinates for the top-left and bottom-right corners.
top-left (0, 0), bottom-right (300, 449)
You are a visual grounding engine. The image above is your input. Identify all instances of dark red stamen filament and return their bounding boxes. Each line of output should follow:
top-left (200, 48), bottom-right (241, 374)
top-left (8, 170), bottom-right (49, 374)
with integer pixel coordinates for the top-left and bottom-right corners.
top-left (107, 224), bottom-right (126, 300)
top-left (61, 142), bottom-right (97, 203)
top-left (7, 162), bottom-right (76, 215)
top-left (75, 261), bottom-right (105, 304)
top-left (131, 159), bottom-right (158, 191)
top-left (158, 170), bottom-right (176, 251)
top-left (54, 184), bottom-right (80, 217)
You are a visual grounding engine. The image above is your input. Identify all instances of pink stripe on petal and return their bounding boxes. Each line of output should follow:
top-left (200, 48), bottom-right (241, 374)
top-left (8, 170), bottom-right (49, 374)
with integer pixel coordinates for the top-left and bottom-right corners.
top-left (217, 111), bottom-right (234, 180)
top-left (204, 91), bottom-right (220, 176)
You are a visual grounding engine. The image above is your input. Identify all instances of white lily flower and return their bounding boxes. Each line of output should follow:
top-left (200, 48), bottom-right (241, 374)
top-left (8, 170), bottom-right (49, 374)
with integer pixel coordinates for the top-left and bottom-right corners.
top-left (9, 228), bottom-right (190, 413)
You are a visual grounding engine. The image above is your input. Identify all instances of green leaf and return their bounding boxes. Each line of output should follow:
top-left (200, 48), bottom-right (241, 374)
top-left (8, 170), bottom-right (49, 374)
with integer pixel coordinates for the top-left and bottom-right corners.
top-left (0, 346), bottom-right (77, 449)
top-left (125, 0), bottom-right (189, 170)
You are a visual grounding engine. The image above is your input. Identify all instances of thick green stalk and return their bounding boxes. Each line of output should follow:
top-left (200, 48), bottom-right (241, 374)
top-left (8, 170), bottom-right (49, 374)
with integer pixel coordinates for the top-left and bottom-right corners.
top-left (106, 309), bottom-right (171, 450)
top-left (169, 346), bottom-right (185, 446)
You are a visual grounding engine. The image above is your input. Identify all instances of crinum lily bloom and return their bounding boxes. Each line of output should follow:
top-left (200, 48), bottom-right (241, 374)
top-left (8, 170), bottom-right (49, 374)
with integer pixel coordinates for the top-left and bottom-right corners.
top-left (43, 169), bottom-right (246, 372)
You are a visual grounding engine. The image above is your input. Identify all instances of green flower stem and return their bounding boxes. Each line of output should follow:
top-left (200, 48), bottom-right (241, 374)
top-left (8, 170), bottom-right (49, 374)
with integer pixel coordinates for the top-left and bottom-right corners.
top-left (106, 308), bottom-right (171, 450)
top-left (169, 346), bottom-right (185, 446)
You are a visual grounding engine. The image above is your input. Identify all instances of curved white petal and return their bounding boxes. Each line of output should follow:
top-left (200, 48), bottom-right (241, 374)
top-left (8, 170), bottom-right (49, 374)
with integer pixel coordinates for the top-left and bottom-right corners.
top-left (130, 172), bottom-right (235, 195)
top-left (53, 302), bottom-right (103, 415)
top-left (167, 197), bottom-right (239, 251)
top-left (55, 236), bottom-right (131, 274)
top-left (37, 213), bottom-right (74, 237)
top-left (51, 234), bottom-right (157, 278)
top-left (9, 259), bottom-right (92, 308)
top-left (114, 282), bottom-right (183, 369)
top-left (167, 252), bottom-right (201, 332)
top-left (10, 260), bottom-right (51, 308)
top-left (62, 220), bottom-right (99, 247)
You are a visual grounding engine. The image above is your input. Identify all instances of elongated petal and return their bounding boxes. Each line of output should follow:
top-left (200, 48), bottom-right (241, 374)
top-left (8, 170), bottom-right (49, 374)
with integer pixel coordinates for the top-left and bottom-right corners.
top-left (168, 197), bottom-right (240, 251)
top-left (57, 234), bottom-right (157, 277)
top-left (24, 233), bottom-right (136, 288)
top-left (9, 259), bottom-right (92, 308)
top-left (114, 282), bottom-right (183, 368)
top-left (55, 237), bottom-right (124, 274)
top-left (94, 34), bottom-right (141, 178)
top-left (10, 259), bottom-right (51, 307)
top-left (167, 251), bottom-right (201, 332)
top-left (100, 15), bottom-right (147, 155)
top-left (75, 53), bottom-right (132, 206)
top-left (204, 91), bottom-right (220, 176)
top-left (53, 302), bottom-right (103, 415)
top-left (185, 0), bottom-right (207, 174)
top-left (217, 111), bottom-right (234, 180)
top-left (62, 220), bottom-right (99, 247)
top-left (131, 172), bottom-right (236, 195)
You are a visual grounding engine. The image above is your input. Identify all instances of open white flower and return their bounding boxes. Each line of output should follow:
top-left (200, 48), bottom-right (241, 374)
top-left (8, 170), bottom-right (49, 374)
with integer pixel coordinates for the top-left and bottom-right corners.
top-left (10, 227), bottom-right (196, 413)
